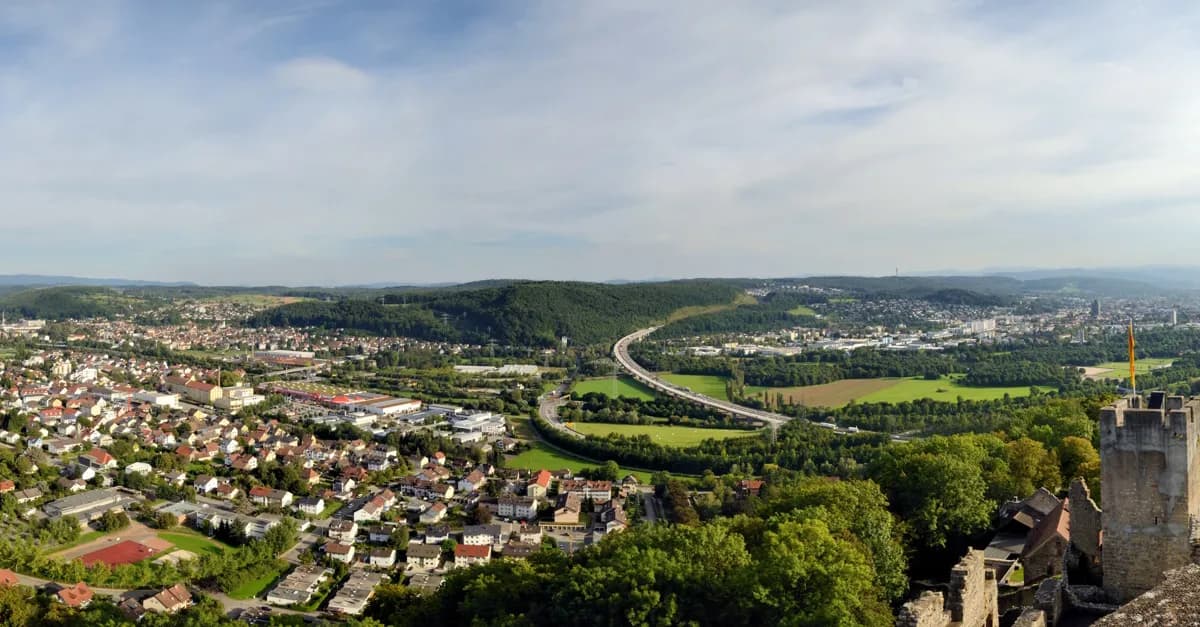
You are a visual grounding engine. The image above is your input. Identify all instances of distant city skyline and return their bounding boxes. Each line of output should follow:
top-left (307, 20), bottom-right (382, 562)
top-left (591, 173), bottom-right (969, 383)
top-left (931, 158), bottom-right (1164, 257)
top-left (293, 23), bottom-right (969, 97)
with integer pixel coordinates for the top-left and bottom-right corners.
top-left (3, 2), bottom-right (1200, 284)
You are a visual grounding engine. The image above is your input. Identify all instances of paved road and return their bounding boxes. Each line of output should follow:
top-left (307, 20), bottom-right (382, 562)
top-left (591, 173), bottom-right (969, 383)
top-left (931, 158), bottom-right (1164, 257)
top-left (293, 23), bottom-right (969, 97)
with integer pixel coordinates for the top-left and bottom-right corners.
top-left (638, 487), bottom-right (662, 524)
top-left (10, 571), bottom-right (310, 617)
top-left (538, 386), bottom-right (582, 439)
top-left (614, 327), bottom-right (793, 426)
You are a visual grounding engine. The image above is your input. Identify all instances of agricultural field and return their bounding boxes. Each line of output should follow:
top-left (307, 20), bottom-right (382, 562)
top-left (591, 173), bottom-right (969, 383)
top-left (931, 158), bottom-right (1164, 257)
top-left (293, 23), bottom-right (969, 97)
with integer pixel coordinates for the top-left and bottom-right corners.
top-left (761, 376), bottom-right (1051, 408)
top-left (566, 422), bottom-right (759, 447)
top-left (573, 376), bottom-right (657, 401)
top-left (206, 294), bottom-right (311, 307)
top-left (788, 305), bottom-right (817, 316)
top-left (657, 373), bottom-right (767, 401)
top-left (752, 379), bottom-right (898, 407)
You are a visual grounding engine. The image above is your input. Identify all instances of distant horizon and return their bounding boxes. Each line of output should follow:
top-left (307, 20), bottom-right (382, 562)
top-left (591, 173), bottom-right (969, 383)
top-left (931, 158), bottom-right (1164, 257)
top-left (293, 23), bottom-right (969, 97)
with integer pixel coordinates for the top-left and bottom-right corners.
top-left (2, 264), bottom-right (1198, 289)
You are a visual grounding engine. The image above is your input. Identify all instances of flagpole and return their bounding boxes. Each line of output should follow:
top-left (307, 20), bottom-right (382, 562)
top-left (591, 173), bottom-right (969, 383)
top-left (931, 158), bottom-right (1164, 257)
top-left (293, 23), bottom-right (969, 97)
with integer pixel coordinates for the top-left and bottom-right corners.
top-left (1128, 319), bottom-right (1137, 397)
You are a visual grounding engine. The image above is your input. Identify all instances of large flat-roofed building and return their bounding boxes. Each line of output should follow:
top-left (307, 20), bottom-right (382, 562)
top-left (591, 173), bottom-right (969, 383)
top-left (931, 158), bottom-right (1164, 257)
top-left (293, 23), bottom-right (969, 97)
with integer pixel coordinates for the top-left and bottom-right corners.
top-left (265, 565), bottom-right (331, 606)
top-left (43, 488), bottom-right (128, 521)
top-left (360, 397), bottom-right (422, 416)
top-left (253, 350), bottom-right (316, 366)
top-left (328, 571), bottom-right (386, 615)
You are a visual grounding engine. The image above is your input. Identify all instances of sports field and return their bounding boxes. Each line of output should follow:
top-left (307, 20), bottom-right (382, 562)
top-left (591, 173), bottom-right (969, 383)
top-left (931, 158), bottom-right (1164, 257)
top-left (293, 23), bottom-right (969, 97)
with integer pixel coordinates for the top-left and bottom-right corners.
top-left (566, 422), bottom-right (759, 447)
top-left (157, 531), bottom-right (227, 557)
top-left (573, 376), bottom-right (656, 401)
top-left (80, 539), bottom-right (166, 567)
top-left (1092, 358), bottom-right (1174, 375)
top-left (770, 376), bottom-right (1050, 407)
top-left (788, 305), bottom-right (817, 316)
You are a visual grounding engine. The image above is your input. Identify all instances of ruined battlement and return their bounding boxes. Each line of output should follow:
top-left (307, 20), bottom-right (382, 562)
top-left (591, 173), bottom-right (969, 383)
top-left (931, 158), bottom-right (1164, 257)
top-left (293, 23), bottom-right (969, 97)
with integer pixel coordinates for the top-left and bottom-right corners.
top-left (1100, 394), bottom-right (1197, 446)
top-left (898, 550), bottom-right (998, 627)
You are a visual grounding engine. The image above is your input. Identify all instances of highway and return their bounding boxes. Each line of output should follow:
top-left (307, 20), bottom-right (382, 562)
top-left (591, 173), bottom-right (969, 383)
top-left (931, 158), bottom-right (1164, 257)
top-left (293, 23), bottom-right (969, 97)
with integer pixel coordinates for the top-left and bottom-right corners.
top-left (614, 327), bottom-right (793, 426)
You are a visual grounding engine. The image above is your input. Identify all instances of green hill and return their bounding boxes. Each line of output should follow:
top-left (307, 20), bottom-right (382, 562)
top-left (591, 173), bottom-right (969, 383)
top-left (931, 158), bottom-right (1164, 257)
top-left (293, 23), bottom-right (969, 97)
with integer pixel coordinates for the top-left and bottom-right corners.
top-left (247, 280), bottom-right (743, 346)
top-left (0, 286), bottom-right (154, 320)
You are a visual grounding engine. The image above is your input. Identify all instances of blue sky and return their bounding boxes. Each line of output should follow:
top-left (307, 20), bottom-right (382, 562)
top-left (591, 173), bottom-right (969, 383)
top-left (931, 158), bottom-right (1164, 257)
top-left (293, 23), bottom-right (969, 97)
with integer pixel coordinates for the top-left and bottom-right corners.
top-left (3, 1), bottom-right (1200, 285)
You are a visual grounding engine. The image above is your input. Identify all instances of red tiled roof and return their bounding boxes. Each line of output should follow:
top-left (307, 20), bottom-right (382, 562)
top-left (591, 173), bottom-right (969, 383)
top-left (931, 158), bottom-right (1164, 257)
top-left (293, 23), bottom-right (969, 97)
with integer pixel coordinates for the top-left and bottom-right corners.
top-left (150, 583), bottom-right (192, 611)
top-left (0, 569), bottom-right (17, 587)
top-left (57, 582), bottom-right (94, 607)
top-left (1023, 498), bottom-right (1071, 560)
top-left (84, 449), bottom-right (115, 465)
top-left (531, 470), bottom-right (552, 488)
top-left (455, 544), bottom-right (491, 559)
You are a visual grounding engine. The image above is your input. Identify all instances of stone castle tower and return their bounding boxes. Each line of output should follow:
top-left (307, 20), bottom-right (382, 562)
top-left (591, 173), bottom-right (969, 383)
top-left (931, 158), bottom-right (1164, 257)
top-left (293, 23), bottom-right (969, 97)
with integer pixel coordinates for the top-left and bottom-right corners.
top-left (1100, 393), bottom-right (1200, 602)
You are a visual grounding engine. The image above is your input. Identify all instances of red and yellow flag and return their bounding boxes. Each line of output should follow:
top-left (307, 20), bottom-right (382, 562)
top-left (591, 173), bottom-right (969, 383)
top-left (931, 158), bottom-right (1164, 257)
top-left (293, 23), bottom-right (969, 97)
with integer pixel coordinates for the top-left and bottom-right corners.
top-left (1128, 320), bottom-right (1137, 392)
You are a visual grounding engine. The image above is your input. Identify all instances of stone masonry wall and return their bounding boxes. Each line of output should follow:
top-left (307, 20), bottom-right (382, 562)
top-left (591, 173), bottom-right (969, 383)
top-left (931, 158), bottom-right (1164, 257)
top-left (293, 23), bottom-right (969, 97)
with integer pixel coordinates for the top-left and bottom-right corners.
top-left (1100, 396), bottom-right (1200, 603)
top-left (896, 592), bottom-right (949, 627)
top-left (1069, 478), bottom-right (1101, 561)
top-left (897, 550), bottom-right (997, 627)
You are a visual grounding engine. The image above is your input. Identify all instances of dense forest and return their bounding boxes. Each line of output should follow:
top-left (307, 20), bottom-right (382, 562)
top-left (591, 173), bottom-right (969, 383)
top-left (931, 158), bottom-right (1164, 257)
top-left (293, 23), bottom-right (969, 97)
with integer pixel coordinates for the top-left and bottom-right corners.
top-left (0, 286), bottom-right (159, 320)
top-left (248, 280), bottom-right (744, 347)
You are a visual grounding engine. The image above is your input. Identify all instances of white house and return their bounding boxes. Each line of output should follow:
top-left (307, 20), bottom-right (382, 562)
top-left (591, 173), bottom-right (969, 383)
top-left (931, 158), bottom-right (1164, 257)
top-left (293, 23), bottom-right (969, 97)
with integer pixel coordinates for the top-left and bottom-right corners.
top-left (325, 541), bottom-right (355, 564)
top-left (498, 496), bottom-right (539, 520)
top-left (419, 502), bottom-right (447, 524)
top-left (296, 497), bottom-right (325, 516)
top-left (368, 547), bottom-right (396, 568)
top-left (193, 475), bottom-right (219, 494)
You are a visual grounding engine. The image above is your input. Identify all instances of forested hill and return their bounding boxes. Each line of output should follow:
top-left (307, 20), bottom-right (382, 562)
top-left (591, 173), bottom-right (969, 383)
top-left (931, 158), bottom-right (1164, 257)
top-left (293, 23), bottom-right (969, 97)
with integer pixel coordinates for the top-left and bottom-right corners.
top-left (0, 286), bottom-right (156, 320)
top-left (246, 280), bottom-right (743, 346)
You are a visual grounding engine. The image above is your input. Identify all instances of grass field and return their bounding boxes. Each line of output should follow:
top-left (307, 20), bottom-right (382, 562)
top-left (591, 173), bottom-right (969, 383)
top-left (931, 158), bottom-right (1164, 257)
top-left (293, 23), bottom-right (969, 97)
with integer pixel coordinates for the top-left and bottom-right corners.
top-left (1093, 358), bottom-right (1174, 375)
top-left (573, 376), bottom-right (657, 401)
top-left (318, 501), bottom-right (344, 519)
top-left (788, 305), bottom-right (817, 316)
top-left (567, 422), bottom-right (759, 447)
top-left (766, 376), bottom-right (1051, 407)
top-left (657, 373), bottom-right (767, 401)
top-left (664, 293), bottom-right (758, 323)
top-left (157, 531), bottom-right (227, 557)
top-left (508, 444), bottom-right (653, 483)
top-left (229, 559), bottom-right (290, 600)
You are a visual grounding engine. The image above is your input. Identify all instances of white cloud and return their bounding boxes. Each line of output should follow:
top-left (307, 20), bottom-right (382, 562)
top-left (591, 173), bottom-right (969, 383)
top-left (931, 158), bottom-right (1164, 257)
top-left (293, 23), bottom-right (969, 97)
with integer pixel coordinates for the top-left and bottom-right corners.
top-left (274, 56), bottom-right (372, 92)
top-left (2, 1), bottom-right (1200, 284)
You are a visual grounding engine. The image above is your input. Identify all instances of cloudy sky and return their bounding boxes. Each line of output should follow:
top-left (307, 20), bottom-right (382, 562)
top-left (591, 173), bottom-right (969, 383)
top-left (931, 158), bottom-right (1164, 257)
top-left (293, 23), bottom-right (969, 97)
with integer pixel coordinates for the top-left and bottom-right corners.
top-left (2, 1), bottom-right (1198, 285)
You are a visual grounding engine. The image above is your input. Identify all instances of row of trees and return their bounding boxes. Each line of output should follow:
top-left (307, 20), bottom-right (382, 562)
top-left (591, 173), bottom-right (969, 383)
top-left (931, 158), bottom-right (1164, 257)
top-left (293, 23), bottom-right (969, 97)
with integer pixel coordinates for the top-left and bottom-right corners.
top-left (562, 392), bottom-right (757, 429)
